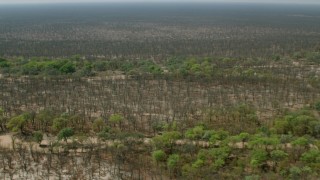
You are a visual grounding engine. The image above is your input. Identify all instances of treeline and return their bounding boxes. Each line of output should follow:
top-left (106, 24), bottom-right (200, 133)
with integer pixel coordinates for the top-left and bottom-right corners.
top-left (0, 50), bottom-right (319, 78)
top-left (0, 56), bottom-right (88, 76)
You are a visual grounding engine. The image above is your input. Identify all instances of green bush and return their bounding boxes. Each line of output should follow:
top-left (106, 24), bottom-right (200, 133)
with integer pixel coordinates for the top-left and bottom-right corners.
top-left (22, 61), bottom-right (43, 75)
top-left (185, 125), bottom-right (205, 140)
top-left (250, 149), bottom-right (268, 167)
top-left (33, 131), bottom-right (43, 144)
top-left (167, 154), bottom-right (180, 170)
top-left (300, 149), bottom-right (320, 163)
top-left (0, 58), bottom-right (10, 68)
top-left (152, 150), bottom-right (167, 163)
top-left (270, 150), bottom-right (288, 162)
top-left (59, 61), bottom-right (76, 74)
top-left (57, 128), bottom-right (74, 142)
top-left (315, 101), bottom-right (320, 111)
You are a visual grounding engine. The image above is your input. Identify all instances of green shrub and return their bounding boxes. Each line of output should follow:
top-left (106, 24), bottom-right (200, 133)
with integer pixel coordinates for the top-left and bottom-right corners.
top-left (59, 61), bottom-right (76, 74)
top-left (152, 150), bottom-right (166, 163)
top-left (33, 131), bottom-right (43, 144)
top-left (300, 149), bottom-right (320, 163)
top-left (57, 128), bottom-right (74, 142)
top-left (167, 154), bottom-right (180, 170)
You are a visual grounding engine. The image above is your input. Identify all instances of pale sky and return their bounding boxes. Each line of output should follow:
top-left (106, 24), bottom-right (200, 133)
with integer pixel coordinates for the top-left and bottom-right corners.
top-left (0, 0), bottom-right (319, 4)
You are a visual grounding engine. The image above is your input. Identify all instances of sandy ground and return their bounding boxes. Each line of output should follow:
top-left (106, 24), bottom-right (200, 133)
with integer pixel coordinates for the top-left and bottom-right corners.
top-left (0, 134), bottom-right (12, 148)
top-left (0, 132), bottom-right (318, 153)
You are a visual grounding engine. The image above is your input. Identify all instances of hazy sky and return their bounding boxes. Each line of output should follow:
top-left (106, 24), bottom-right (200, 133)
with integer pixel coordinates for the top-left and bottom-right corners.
top-left (0, 0), bottom-right (319, 4)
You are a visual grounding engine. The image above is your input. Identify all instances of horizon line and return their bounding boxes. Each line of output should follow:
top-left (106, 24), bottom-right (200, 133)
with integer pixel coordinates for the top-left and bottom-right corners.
top-left (0, 1), bottom-right (320, 5)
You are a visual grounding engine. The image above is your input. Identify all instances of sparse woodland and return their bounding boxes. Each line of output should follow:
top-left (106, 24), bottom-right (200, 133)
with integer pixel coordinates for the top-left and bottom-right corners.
top-left (0, 51), bottom-right (320, 179)
top-left (0, 3), bottom-right (320, 180)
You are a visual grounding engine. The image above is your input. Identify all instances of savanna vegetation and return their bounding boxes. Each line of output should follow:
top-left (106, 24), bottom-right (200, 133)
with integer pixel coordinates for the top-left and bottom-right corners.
top-left (0, 2), bottom-right (320, 180)
top-left (0, 50), bottom-right (320, 179)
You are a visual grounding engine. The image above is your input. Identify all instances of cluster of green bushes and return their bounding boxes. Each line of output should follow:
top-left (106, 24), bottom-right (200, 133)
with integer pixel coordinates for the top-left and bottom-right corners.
top-left (274, 110), bottom-right (320, 137)
top-left (97, 59), bottom-right (163, 75)
top-left (0, 58), bottom-right (10, 68)
top-left (0, 108), bottom-right (131, 144)
top-left (1, 103), bottom-right (320, 178)
top-left (151, 107), bottom-right (320, 179)
top-left (2, 50), bottom-right (318, 78)
top-left (305, 52), bottom-right (320, 64)
top-left (0, 57), bottom-right (164, 77)
top-left (0, 58), bottom-right (78, 75)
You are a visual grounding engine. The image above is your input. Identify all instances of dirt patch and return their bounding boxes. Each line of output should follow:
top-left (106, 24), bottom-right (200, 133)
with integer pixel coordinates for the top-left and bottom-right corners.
top-left (0, 134), bottom-right (12, 148)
